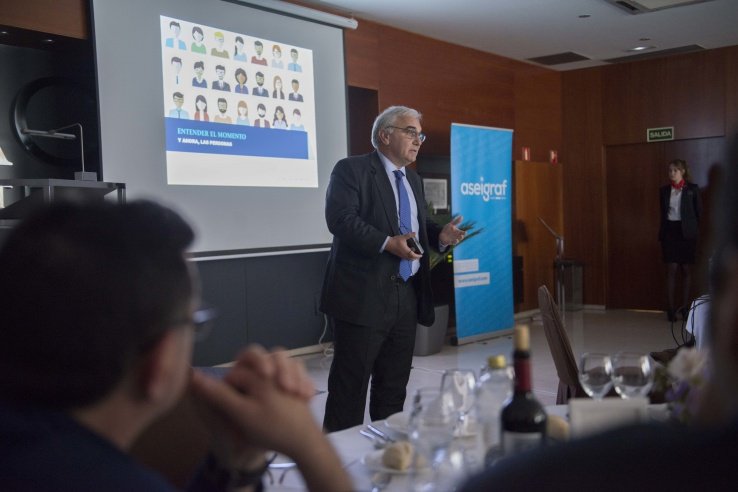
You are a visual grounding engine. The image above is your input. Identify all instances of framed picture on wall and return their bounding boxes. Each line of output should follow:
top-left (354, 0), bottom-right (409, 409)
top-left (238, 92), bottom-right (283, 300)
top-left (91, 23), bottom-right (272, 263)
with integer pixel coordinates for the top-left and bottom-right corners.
top-left (422, 177), bottom-right (449, 213)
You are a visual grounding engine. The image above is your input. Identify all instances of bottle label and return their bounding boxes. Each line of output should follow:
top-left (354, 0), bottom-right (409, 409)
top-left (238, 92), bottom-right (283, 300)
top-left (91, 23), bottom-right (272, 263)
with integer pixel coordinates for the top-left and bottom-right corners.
top-left (502, 431), bottom-right (544, 456)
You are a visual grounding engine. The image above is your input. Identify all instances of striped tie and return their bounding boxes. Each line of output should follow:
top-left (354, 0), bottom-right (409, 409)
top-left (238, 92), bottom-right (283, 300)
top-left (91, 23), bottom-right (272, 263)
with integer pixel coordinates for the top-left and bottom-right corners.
top-left (393, 170), bottom-right (413, 281)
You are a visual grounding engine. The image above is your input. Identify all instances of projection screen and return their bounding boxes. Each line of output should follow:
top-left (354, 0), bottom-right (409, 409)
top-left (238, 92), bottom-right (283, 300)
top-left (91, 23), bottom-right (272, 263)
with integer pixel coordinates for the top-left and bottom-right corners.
top-left (90, 0), bottom-right (350, 255)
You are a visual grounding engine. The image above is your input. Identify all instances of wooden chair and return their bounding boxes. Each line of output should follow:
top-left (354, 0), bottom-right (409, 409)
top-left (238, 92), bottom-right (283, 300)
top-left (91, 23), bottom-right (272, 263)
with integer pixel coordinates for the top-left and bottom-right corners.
top-left (537, 285), bottom-right (587, 404)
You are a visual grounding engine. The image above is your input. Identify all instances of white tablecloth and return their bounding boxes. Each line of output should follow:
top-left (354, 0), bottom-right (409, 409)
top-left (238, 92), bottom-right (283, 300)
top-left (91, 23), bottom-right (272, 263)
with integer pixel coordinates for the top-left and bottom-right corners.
top-left (265, 406), bottom-right (572, 491)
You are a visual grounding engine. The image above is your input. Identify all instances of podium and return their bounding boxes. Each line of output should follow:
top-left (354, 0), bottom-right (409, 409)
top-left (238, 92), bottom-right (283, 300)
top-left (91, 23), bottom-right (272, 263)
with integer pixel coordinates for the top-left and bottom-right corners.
top-left (0, 179), bottom-right (126, 220)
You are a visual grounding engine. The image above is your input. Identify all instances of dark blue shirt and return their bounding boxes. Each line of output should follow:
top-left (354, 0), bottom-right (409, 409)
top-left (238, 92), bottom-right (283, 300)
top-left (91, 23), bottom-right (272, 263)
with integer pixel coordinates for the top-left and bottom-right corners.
top-left (0, 401), bottom-right (220, 492)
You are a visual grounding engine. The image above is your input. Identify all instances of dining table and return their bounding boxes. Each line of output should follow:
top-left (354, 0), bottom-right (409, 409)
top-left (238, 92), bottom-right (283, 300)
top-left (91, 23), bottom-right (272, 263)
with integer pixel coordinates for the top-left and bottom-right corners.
top-left (264, 405), bottom-right (571, 491)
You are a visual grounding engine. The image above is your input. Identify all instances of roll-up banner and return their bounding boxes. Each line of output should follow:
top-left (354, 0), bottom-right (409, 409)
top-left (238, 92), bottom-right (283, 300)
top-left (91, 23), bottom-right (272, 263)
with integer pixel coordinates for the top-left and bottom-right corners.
top-left (450, 123), bottom-right (514, 342)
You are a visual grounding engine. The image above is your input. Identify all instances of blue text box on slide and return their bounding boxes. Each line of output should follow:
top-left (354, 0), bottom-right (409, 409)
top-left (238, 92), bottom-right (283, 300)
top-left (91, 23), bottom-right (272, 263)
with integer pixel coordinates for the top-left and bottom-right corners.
top-left (451, 123), bottom-right (514, 340)
top-left (165, 118), bottom-right (309, 159)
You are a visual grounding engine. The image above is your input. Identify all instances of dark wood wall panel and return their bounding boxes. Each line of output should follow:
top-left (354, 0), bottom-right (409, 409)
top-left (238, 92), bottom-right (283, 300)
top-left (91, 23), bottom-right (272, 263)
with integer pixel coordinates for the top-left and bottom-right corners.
top-left (515, 67), bottom-right (562, 164)
top-left (564, 46), bottom-right (738, 309)
top-left (605, 143), bottom-right (664, 310)
top-left (345, 20), bottom-right (558, 157)
top-left (605, 138), bottom-right (725, 310)
top-left (0, 0), bottom-right (88, 39)
top-left (602, 50), bottom-right (725, 146)
top-left (562, 68), bottom-right (606, 305)
top-left (514, 160), bottom-right (564, 312)
top-left (343, 20), bottom-right (380, 90)
top-left (725, 47), bottom-right (738, 140)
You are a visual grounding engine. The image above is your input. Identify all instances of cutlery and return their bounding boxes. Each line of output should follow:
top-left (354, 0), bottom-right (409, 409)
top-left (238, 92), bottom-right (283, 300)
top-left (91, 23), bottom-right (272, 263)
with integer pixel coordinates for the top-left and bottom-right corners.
top-left (367, 423), bottom-right (395, 443)
top-left (360, 429), bottom-right (384, 449)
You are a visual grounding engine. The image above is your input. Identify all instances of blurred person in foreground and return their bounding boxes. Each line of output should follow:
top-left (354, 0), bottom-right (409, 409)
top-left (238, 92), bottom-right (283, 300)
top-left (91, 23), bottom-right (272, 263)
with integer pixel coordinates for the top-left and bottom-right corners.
top-left (0, 200), bottom-right (351, 492)
top-left (460, 140), bottom-right (738, 492)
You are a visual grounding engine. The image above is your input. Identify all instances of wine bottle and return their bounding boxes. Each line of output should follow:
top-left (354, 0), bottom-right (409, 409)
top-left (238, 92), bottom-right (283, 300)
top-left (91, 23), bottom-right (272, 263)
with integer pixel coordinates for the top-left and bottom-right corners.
top-left (500, 325), bottom-right (547, 456)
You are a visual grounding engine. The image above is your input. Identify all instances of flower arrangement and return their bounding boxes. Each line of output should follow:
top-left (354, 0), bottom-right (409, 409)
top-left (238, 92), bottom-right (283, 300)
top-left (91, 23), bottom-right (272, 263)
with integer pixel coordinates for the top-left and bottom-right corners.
top-left (653, 348), bottom-right (709, 424)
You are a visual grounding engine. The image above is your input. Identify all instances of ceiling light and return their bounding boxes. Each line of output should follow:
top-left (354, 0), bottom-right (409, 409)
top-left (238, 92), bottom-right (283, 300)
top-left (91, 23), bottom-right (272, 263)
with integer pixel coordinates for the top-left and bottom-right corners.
top-left (42, 38), bottom-right (55, 44)
top-left (578, 14), bottom-right (591, 18)
top-left (627, 45), bottom-right (655, 52)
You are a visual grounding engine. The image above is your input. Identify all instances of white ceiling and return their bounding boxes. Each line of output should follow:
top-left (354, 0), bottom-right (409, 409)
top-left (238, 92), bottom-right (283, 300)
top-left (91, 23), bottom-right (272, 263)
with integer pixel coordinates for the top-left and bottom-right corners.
top-left (301, 0), bottom-right (738, 70)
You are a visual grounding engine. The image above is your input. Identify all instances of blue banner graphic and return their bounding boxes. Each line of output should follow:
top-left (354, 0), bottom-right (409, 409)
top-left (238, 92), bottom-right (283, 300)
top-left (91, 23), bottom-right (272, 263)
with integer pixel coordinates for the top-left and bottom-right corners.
top-left (165, 118), bottom-right (309, 159)
top-left (451, 124), bottom-right (513, 340)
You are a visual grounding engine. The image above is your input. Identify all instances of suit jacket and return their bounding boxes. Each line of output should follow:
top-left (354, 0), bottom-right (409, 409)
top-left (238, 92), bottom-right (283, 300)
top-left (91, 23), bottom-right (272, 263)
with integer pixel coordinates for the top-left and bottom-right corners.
top-left (659, 182), bottom-right (701, 240)
top-left (320, 151), bottom-right (442, 327)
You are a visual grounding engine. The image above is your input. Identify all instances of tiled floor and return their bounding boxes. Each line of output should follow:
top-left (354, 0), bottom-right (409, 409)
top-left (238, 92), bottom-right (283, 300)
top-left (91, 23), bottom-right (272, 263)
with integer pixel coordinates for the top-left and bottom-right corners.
top-left (300, 308), bottom-right (680, 424)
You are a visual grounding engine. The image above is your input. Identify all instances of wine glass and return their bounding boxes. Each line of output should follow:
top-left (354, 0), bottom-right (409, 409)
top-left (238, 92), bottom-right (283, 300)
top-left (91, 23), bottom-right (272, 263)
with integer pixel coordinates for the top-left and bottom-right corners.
top-left (578, 353), bottom-right (613, 400)
top-left (408, 387), bottom-right (456, 492)
top-left (440, 369), bottom-right (477, 436)
top-left (611, 352), bottom-right (654, 399)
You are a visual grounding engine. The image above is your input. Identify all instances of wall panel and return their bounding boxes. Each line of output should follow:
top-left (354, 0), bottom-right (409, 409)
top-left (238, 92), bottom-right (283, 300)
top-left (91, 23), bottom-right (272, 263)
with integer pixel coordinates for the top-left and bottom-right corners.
top-left (562, 68), bottom-right (605, 305)
top-left (602, 50), bottom-right (725, 146)
top-left (0, 0), bottom-right (87, 39)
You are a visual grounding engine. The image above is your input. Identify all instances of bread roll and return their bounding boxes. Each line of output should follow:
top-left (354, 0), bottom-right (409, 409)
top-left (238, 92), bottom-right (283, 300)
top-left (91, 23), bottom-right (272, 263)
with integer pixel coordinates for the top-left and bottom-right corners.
top-left (546, 414), bottom-right (570, 442)
top-left (381, 441), bottom-right (414, 470)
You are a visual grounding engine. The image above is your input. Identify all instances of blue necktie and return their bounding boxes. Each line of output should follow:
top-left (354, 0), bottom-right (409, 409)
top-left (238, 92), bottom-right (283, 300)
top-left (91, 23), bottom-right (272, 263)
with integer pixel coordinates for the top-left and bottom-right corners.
top-left (393, 170), bottom-right (413, 281)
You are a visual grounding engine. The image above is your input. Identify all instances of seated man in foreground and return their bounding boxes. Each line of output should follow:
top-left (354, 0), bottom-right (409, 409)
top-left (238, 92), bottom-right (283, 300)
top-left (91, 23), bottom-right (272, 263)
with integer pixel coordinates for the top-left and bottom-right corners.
top-left (0, 200), bottom-right (351, 492)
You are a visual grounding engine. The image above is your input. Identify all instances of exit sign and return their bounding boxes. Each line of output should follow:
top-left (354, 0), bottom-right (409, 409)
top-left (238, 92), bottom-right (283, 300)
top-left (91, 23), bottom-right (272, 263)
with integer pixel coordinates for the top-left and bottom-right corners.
top-left (647, 127), bottom-right (674, 142)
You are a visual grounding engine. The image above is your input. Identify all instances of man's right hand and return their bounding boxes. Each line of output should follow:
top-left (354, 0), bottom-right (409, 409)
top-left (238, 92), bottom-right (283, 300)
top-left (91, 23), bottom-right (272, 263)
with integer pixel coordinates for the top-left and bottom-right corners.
top-left (385, 232), bottom-right (423, 260)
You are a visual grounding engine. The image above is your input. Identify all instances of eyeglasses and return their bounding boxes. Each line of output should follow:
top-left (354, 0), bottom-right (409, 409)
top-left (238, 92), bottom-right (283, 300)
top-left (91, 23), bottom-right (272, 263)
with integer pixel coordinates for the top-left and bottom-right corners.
top-left (190, 303), bottom-right (218, 342)
top-left (170, 303), bottom-right (218, 343)
top-left (386, 126), bottom-right (426, 143)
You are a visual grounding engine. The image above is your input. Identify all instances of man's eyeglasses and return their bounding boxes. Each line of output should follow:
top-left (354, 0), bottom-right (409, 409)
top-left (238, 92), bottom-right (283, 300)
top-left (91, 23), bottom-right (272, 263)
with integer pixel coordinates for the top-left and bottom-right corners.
top-left (386, 126), bottom-right (426, 143)
top-left (171, 303), bottom-right (218, 342)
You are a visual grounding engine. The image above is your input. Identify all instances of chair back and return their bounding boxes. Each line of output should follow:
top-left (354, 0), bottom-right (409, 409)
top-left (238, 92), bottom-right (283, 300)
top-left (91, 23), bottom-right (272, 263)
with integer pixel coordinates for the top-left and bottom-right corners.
top-left (537, 285), bottom-right (585, 404)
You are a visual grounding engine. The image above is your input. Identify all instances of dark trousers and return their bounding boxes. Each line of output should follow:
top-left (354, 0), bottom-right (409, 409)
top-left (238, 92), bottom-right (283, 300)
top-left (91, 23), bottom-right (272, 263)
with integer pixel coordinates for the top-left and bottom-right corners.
top-left (323, 278), bottom-right (418, 432)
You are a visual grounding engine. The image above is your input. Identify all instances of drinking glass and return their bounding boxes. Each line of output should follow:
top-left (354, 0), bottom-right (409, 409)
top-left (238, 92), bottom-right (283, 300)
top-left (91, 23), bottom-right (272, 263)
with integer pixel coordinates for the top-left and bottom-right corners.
top-left (408, 387), bottom-right (456, 491)
top-left (611, 352), bottom-right (654, 399)
top-left (578, 353), bottom-right (613, 400)
top-left (440, 369), bottom-right (477, 435)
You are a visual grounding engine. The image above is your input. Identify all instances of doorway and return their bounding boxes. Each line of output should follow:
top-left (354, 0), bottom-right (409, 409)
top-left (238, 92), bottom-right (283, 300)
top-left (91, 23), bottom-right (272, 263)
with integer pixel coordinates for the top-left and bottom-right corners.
top-left (605, 137), bottom-right (724, 310)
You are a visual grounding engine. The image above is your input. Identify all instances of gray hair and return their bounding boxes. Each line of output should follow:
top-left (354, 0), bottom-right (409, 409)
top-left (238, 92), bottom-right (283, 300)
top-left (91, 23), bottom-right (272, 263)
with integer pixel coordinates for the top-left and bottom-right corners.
top-left (370, 106), bottom-right (422, 149)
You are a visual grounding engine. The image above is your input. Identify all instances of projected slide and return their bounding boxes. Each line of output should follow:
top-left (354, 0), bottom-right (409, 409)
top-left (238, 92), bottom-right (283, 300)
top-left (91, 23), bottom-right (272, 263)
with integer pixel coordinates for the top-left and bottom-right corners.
top-left (160, 16), bottom-right (318, 187)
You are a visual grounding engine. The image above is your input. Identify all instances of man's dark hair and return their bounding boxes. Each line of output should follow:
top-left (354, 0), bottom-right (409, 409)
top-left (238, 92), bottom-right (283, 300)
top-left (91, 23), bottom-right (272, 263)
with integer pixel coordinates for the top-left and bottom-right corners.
top-left (194, 60), bottom-right (204, 70)
top-left (216, 64), bottom-right (225, 72)
top-left (0, 201), bottom-right (195, 409)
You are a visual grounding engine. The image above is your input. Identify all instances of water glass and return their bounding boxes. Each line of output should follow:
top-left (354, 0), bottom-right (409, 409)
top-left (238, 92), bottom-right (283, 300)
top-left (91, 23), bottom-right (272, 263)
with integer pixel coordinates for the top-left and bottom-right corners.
top-left (611, 352), bottom-right (654, 399)
top-left (408, 387), bottom-right (456, 491)
top-left (440, 369), bottom-right (477, 434)
top-left (578, 353), bottom-right (613, 400)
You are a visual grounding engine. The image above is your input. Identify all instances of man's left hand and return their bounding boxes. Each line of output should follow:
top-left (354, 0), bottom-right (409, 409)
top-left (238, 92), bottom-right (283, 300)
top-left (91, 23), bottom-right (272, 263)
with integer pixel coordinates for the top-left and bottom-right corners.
top-left (439, 215), bottom-right (466, 246)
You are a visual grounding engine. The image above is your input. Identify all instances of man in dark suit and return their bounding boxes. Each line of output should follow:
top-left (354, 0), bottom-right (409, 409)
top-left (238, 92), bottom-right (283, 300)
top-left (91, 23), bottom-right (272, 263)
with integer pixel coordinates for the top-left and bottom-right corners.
top-left (211, 65), bottom-right (230, 92)
top-left (320, 106), bottom-right (465, 432)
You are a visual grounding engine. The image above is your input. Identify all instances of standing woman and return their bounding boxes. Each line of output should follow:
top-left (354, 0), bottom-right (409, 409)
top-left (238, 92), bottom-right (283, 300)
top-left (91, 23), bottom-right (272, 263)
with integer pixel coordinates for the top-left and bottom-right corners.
top-left (659, 159), bottom-right (702, 321)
